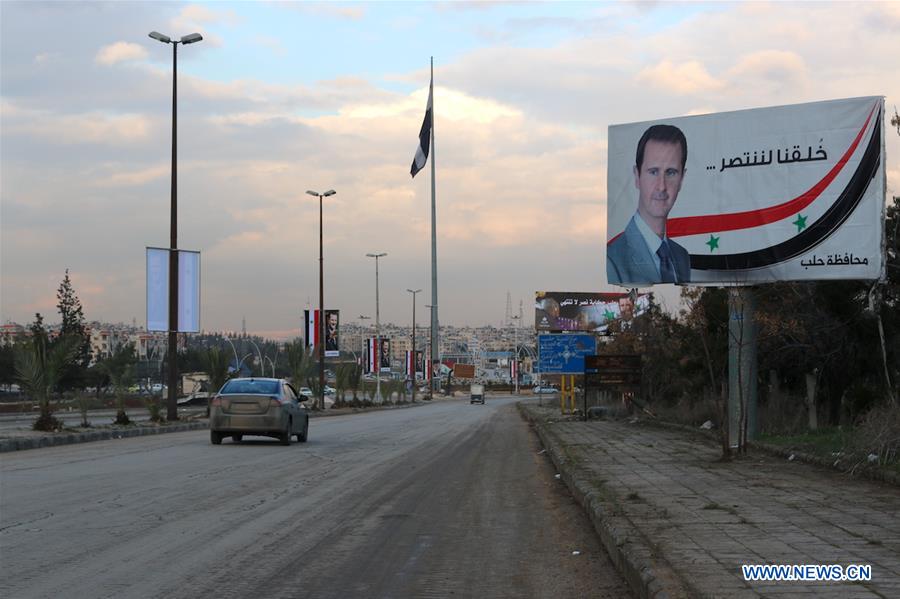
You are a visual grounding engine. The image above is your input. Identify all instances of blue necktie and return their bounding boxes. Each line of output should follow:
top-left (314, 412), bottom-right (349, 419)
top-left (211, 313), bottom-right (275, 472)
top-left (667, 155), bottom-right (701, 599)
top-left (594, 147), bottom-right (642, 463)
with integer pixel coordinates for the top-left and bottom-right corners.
top-left (657, 242), bottom-right (676, 283)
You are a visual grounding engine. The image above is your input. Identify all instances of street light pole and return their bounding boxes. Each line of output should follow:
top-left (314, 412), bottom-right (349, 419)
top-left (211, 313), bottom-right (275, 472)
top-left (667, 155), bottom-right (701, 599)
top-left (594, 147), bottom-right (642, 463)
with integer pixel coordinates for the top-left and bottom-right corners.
top-left (358, 315), bottom-right (370, 370)
top-left (366, 253), bottom-right (387, 402)
top-left (407, 288), bottom-right (421, 401)
top-left (149, 30), bottom-right (202, 422)
top-left (511, 314), bottom-right (520, 394)
top-left (224, 336), bottom-right (240, 374)
top-left (307, 189), bottom-right (336, 410)
top-left (425, 304), bottom-right (433, 400)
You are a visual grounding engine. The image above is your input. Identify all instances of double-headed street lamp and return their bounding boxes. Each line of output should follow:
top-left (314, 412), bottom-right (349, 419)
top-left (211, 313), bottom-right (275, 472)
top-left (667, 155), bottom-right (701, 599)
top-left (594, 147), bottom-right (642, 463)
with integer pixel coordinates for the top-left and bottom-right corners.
top-left (366, 253), bottom-right (387, 402)
top-left (149, 30), bottom-right (203, 421)
top-left (407, 289), bottom-right (421, 401)
top-left (307, 189), bottom-right (336, 410)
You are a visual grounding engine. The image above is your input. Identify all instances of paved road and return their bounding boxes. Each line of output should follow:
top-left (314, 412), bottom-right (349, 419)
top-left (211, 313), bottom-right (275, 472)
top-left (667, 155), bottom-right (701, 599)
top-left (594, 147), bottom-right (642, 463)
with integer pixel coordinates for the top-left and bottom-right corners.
top-left (0, 397), bottom-right (629, 598)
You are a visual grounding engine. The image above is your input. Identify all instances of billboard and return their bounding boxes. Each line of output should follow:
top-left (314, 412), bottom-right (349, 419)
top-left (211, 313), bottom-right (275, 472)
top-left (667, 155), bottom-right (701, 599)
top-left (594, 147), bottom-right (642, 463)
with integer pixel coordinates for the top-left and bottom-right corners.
top-left (304, 309), bottom-right (339, 358)
top-left (146, 247), bottom-right (201, 333)
top-left (607, 96), bottom-right (885, 286)
top-left (535, 291), bottom-right (650, 333)
top-left (584, 354), bottom-right (641, 390)
top-left (537, 334), bottom-right (598, 374)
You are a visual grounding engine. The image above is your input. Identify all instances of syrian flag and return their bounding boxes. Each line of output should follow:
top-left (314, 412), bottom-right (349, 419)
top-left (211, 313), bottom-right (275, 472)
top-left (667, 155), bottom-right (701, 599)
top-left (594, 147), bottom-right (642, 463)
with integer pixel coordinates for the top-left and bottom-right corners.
top-left (410, 79), bottom-right (433, 178)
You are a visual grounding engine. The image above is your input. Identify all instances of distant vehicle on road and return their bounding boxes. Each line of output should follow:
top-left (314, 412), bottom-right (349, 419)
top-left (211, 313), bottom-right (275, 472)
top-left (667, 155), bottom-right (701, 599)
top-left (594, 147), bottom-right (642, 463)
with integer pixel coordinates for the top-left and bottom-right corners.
top-left (532, 385), bottom-right (558, 394)
top-left (298, 387), bottom-right (314, 400)
top-left (209, 377), bottom-right (309, 445)
top-left (469, 383), bottom-right (485, 404)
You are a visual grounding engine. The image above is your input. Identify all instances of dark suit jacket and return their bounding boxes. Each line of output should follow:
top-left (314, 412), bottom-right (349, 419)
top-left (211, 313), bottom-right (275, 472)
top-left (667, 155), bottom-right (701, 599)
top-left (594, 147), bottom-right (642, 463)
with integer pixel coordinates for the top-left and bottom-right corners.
top-left (607, 215), bottom-right (691, 285)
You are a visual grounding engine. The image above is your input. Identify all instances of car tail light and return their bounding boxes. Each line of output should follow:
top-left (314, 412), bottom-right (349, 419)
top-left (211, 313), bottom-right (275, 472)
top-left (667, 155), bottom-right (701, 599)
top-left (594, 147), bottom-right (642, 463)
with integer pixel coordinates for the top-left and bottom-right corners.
top-left (269, 396), bottom-right (283, 408)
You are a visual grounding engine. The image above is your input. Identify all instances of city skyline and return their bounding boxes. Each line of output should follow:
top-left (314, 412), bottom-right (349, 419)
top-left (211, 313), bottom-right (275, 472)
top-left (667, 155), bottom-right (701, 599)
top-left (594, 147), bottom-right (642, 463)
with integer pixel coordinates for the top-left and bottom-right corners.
top-left (2, 1), bottom-right (898, 340)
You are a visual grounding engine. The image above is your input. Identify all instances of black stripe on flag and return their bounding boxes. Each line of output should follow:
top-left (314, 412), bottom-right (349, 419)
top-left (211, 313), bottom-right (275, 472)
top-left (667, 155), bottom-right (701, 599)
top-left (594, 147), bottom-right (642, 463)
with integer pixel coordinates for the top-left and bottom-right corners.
top-left (410, 82), bottom-right (433, 178)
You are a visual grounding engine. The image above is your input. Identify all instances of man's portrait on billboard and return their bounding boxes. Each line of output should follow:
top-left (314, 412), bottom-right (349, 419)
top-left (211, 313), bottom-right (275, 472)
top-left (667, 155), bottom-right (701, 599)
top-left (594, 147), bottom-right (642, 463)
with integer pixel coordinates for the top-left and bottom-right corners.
top-left (607, 124), bottom-right (691, 285)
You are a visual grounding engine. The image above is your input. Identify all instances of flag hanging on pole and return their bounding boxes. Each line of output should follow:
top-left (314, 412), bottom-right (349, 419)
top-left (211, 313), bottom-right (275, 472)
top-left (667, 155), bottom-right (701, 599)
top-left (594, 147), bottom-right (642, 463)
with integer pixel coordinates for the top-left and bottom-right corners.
top-left (410, 77), bottom-right (433, 178)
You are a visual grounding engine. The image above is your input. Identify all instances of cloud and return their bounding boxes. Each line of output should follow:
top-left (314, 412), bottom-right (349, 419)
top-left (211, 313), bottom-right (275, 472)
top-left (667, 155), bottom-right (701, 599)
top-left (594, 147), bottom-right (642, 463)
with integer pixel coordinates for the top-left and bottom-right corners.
top-left (4, 103), bottom-right (152, 145)
top-left (635, 59), bottom-right (725, 95)
top-left (727, 50), bottom-right (808, 90)
top-left (94, 164), bottom-right (169, 187)
top-left (95, 42), bottom-right (148, 66)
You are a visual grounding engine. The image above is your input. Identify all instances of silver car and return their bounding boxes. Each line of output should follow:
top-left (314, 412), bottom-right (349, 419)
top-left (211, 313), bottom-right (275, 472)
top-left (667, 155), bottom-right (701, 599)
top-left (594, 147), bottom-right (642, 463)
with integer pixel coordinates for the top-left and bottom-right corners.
top-left (209, 377), bottom-right (309, 445)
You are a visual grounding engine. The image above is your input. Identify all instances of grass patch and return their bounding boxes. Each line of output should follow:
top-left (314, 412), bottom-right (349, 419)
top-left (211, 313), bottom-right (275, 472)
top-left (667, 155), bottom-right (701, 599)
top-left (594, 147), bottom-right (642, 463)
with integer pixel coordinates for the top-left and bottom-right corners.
top-left (758, 427), bottom-right (847, 457)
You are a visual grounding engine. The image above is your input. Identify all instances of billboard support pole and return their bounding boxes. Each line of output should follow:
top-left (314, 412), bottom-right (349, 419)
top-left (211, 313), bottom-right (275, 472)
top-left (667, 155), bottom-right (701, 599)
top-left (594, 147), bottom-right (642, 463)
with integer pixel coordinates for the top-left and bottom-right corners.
top-left (728, 287), bottom-right (758, 450)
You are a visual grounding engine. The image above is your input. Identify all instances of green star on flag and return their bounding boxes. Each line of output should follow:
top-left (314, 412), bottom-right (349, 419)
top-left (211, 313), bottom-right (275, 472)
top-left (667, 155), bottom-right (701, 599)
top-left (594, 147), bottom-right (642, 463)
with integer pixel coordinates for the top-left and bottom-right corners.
top-left (793, 214), bottom-right (807, 232)
top-left (706, 235), bottom-right (720, 252)
top-left (603, 309), bottom-right (616, 322)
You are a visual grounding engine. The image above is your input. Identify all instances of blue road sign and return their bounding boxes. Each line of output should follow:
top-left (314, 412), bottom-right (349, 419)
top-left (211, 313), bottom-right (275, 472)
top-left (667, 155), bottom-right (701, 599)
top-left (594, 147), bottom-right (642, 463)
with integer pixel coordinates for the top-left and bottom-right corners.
top-left (537, 334), bottom-right (597, 374)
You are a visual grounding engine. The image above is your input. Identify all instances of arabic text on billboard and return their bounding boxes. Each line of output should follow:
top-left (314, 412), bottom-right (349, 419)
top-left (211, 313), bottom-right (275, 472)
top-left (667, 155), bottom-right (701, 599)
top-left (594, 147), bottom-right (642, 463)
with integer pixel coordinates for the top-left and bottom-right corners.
top-left (606, 96), bottom-right (885, 286)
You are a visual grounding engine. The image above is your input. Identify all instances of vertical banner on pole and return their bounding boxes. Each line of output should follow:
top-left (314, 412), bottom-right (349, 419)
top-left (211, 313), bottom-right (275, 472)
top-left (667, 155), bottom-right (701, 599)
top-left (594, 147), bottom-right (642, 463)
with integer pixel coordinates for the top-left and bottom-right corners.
top-left (146, 247), bottom-right (200, 332)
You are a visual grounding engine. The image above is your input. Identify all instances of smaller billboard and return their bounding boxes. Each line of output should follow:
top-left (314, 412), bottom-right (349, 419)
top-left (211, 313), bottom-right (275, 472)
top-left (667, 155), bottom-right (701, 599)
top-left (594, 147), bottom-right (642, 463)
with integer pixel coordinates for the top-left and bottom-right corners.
top-left (584, 354), bottom-right (642, 389)
top-left (453, 363), bottom-right (476, 379)
top-left (537, 334), bottom-right (598, 374)
top-left (535, 291), bottom-right (649, 333)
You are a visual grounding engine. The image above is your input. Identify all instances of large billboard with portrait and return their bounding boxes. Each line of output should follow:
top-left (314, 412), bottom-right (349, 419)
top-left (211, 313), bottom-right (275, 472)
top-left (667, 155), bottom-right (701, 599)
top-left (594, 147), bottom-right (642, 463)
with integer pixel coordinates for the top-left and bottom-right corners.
top-left (607, 96), bottom-right (885, 286)
top-left (535, 291), bottom-right (650, 333)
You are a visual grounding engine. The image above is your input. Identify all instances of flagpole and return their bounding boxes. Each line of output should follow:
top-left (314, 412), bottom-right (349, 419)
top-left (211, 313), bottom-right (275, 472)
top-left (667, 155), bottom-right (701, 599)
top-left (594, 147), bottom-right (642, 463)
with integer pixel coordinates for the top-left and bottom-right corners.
top-left (429, 57), bottom-right (440, 394)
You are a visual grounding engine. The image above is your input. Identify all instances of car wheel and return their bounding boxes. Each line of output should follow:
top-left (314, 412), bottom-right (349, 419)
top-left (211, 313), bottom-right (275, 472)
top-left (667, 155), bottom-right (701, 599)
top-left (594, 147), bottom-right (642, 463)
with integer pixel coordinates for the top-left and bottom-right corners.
top-left (232, 434), bottom-right (243, 443)
top-left (210, 430), bottom-right (223, 445)
top-left (297, 420), bottom-right (308, 443)
top-left (280, 420), bottom-right (292, 446)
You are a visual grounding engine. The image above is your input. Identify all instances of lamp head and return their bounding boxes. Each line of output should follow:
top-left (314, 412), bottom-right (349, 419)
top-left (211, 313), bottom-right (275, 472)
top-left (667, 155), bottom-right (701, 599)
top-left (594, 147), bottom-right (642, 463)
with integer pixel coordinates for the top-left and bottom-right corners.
top-left (149, 31), bottom-right (171, 44)
top-left (180, 33), bottom-right (203, 44)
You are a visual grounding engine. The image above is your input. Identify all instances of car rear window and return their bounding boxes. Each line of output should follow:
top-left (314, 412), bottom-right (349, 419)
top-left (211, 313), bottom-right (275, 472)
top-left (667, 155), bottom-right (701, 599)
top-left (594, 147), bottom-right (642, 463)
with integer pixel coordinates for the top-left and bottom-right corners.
top-left (220, 380), bottom-right (280, 395)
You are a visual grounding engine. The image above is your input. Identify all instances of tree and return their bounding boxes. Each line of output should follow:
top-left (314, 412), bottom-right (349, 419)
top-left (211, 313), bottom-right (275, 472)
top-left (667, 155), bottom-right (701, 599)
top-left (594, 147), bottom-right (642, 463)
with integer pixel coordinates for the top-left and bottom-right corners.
top-left (56, 270), bottom-right (91, 391)
top-left (203, 347), bottom-right (232, 416)
top-left (286, 340), bottom-right (317, 407)
top-left (0, 345), bottom-right (15, 389)
top-left (14, 330), bottom-right (79, 431)
top-left (99, 345), bottom-right (137, 425)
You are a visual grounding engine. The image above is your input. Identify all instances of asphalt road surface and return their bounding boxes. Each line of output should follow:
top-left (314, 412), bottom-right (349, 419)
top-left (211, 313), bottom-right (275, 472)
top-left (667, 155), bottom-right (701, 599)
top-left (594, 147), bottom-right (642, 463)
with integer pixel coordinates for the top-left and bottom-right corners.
top-left (1, 397), bottom-right (629, 598)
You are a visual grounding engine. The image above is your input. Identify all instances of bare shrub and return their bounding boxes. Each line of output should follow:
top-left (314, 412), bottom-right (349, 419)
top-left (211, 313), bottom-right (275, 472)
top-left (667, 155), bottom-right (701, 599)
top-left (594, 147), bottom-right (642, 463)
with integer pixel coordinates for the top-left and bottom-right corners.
top-left (847, 404), bottom-right (900, 471)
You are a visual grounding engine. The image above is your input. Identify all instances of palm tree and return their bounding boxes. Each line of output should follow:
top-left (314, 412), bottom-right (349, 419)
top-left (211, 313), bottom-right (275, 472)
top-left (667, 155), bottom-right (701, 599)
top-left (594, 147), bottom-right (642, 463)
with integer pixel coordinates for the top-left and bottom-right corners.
top-left (348, 363), bottom-right (362, 404)
top-left (286, 340), bottom-right (317, 407)
top-left (204, 347), bottom-right (232, 416)
top-left (100, 345), bottom-right (136, 425)
top-left (14, 334), bottom-right (79, 431)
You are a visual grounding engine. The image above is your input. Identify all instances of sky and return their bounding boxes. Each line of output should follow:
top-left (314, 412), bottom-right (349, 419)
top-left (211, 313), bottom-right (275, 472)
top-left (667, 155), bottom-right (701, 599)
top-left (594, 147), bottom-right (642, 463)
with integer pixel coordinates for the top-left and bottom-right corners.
top-left (2, 1), bottom-right (899, 340)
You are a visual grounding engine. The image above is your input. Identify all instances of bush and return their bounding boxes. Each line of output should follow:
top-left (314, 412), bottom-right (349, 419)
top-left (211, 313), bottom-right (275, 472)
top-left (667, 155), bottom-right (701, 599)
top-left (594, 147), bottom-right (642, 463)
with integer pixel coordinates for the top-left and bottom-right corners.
top-left (144, 396), bottom-right (164, 423)
top-left (847, 404), bottom-right (900, 470)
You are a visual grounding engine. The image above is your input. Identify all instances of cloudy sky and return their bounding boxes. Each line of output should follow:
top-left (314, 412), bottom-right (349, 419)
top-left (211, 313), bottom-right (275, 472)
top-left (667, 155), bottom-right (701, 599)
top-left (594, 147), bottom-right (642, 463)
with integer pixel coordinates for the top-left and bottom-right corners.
top-left (2, 1), bottom-right (898, 339)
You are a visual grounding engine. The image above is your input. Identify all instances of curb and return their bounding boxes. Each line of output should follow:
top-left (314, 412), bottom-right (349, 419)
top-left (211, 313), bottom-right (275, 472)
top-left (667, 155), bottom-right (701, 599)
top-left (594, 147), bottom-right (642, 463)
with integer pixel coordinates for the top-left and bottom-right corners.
top-left (517, 402), bottom-right (692, 599)
top-left (0, 421), bottom-right (209, 453)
